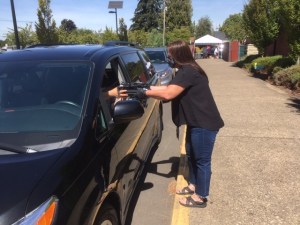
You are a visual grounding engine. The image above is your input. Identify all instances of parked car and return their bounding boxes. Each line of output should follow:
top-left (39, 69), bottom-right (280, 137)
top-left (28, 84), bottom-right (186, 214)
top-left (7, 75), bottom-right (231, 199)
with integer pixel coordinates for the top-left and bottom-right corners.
top-left (144, 47), bottom-right (173, 85)
top-left (0, 43), bottom-right (163, 225)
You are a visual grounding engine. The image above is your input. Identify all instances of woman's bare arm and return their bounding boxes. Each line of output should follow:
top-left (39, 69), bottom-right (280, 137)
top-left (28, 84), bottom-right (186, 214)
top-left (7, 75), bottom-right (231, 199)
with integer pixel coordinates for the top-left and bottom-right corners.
top-left (146, 84), bottom-right (184, 101)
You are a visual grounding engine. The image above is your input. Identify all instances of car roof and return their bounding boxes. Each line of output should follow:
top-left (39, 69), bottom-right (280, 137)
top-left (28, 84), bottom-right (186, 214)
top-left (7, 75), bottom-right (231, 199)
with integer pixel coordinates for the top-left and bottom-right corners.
top-left (144, 47), bottom-right (167, 52)
top-left (0, 44), bottom-right (140, 61)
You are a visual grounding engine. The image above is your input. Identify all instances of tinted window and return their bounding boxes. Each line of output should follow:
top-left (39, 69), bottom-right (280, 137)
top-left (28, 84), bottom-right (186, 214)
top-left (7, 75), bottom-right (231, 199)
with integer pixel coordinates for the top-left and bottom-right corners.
top-left (139, 50), bottom-right (155, 78)
top-left (146, 50), bottom-right (167, 62)
top-left (121, 53), bottom-right (148, 83)
top-left (0, 61), bottom-right (91, 133)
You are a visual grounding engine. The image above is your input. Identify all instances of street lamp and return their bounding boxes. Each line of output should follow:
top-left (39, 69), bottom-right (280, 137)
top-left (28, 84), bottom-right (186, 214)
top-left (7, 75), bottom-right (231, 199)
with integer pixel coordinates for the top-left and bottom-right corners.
top-left (108, 1), bottom-right (123, 35)
top-left (109, 9), bottom-right (118, 34)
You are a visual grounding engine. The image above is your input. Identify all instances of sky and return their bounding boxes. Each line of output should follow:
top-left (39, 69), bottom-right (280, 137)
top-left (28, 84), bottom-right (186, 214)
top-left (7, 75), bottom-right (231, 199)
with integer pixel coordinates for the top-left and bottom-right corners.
top-left (0, 0), bottom-right (249, 39)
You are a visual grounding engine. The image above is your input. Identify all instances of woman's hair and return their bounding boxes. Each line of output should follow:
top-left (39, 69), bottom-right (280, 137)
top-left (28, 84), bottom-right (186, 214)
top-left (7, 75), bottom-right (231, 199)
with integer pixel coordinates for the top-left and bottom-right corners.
top-left (167, 40), bottom-right (207, 77)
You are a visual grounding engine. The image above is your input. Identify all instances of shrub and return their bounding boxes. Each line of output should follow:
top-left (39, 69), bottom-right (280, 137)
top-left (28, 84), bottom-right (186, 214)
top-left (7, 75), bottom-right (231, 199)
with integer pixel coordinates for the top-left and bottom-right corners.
top-left (272, 66), bottom-right (283, 74)
top-left (252, 55), bottom-right (282, 74)
top-left (273, 65), bottom-right (300, 90)
top-left (290, 72), bottom-right (300, 85)
top-left (273, 57), bottom-right (295, 69)
top-left (235, 54), bottom-right (261, 68)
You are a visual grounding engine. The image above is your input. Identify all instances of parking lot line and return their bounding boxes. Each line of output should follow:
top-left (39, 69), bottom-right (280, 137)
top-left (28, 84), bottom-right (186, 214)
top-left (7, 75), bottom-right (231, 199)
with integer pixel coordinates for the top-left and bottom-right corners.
top-left (171, 126), bottom-right (189, 225)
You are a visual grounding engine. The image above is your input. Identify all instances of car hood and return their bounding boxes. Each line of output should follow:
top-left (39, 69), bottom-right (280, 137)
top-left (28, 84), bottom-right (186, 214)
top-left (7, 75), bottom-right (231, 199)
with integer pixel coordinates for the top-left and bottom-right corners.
top-left (152, 63), bottom-right (170, 72)
top-left (0, 149), bottom-right (65, 225)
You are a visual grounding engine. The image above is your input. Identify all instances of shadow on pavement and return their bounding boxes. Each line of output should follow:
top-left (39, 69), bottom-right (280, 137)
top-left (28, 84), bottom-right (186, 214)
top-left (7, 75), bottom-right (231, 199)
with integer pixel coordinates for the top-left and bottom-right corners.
top-left (287, 98), bottom-right (300, 113)
top-left (125, 143), bottom-right (179, 225)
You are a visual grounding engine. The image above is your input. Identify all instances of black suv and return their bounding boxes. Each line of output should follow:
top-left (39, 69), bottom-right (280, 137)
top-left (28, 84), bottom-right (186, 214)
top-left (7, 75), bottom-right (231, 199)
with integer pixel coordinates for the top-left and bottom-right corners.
top-left (0, 44), bottom-right (163, 225)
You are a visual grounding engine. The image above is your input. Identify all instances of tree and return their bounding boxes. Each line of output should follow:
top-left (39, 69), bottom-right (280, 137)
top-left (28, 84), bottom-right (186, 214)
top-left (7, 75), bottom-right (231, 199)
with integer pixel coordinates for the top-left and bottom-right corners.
top-left (275, 0), bottom-right (300, 64)
top-left (101, 27), bottom-right (119, 44)
top-left (128, 30), bottom-right (148, 46)
top-left (60, 19), bottom-right (77, 33)
top-left (118, 18), bottom-right (128, 41)
top-left (220, 14), bottom-right (247, 42)
top-left (35, 0), bottom-right (59, 44)
top-left (166, 26), bottom-right (192, 44)
top-left (165, 0), bottom-right (192, 31)
top-left (194, 16), bottom-right (213, 38)
top-left (130, 0), bottom-right (163, 31)
top-left (146, 29), bottom-right (163, 47)
top-left (242, 0), bottom-right (279, 54)
top-left (0, 40), bottom-right (5, 47)
top-left (5, 24), bottom-right (37, 48)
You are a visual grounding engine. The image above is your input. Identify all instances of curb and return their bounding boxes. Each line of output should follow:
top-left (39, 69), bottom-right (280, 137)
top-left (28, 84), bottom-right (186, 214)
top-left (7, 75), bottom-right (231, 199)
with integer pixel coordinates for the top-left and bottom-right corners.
top-left (171, 126), bottom-right (189, 225)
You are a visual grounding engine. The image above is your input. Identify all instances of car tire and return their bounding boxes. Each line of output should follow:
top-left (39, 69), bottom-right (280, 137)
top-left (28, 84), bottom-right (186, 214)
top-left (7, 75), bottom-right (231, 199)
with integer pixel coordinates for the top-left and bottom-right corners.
top-left (95, 203), bottom-right (119, 225)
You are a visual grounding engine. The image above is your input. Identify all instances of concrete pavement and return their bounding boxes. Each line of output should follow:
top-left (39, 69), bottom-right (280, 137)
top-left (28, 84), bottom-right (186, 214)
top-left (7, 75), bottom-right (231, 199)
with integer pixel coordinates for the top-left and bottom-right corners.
top-left (174, 59), bottom-right (300, 225)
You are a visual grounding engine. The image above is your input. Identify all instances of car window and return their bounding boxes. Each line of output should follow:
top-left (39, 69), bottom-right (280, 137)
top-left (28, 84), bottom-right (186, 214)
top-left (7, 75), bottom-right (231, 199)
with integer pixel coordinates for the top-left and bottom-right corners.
top-left (139, 50), bottom-right (155, 79)
top-left (0, 61), bottom-right (91, 133)
top-left (121, 52), bottom-right (148, 83)
top-left (97, 56), bottom-right (128, 134)
top-left (95, 108), bottom-right (108, 139)
top-left (102, 59), bottom-right (124, 91)
top-left (145, 50), bottom-right (167, 62)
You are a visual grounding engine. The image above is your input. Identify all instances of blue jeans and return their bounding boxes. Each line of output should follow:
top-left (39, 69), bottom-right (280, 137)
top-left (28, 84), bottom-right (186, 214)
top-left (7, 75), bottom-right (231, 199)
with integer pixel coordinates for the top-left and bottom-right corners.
top-left (185, 126), bottom-right (218, 198)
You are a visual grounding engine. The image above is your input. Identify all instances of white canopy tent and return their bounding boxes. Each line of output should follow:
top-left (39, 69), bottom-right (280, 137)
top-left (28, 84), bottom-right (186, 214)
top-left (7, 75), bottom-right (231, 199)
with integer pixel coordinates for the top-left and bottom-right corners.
top-left (195, 34), bottom-right (223, 45)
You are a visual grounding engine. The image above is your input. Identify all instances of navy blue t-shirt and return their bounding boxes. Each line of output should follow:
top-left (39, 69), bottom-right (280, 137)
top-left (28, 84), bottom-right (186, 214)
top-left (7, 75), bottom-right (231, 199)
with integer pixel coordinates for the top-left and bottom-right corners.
top-left (170, 65), bottom-right (224, 131)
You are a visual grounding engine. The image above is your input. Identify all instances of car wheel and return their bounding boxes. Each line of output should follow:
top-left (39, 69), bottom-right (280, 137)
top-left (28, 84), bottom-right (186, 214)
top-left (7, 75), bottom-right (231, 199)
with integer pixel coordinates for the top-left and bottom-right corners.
top-left (95, 203), bottom-right (119, 225)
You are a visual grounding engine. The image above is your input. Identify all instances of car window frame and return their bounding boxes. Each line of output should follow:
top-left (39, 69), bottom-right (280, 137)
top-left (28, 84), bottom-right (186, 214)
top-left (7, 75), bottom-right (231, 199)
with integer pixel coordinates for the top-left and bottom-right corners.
top-left (119, 51), bottom-right (150, 84)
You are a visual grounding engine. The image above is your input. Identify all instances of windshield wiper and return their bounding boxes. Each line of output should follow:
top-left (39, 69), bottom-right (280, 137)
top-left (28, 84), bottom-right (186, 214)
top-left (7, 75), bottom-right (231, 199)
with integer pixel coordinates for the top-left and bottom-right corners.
top-left (0, 142), bottom-right (37, 154)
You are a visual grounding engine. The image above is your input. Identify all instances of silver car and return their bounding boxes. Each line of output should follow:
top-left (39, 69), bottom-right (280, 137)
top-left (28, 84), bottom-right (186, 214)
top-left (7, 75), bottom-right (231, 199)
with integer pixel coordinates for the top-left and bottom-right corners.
top-left (145, 47), bottom-right (173, 85)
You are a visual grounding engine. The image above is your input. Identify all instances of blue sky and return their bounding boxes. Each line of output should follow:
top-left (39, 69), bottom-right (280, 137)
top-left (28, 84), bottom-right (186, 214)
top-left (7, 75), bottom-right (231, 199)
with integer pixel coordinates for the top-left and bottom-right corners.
top-left (0, 0), bottom-right (248, 39)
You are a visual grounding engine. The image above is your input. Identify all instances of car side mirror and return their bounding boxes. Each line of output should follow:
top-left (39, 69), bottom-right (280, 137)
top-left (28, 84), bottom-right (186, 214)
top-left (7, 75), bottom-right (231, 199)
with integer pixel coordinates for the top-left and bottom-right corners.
top-left (113, 99), bottom-right (144, 124)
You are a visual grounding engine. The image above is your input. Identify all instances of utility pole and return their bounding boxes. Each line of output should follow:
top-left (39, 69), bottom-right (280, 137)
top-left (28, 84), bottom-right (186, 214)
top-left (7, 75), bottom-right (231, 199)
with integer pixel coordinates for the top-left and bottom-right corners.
top-left (10, 0), bottom-right (20, 49)
top-left (163, 0), bottom-right (166, 46)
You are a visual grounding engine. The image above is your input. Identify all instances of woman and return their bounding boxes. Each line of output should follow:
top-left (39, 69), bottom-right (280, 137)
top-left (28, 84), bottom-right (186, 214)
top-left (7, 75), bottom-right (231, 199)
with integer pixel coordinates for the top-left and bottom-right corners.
top-left (142, 40), bottom-right (224, 208)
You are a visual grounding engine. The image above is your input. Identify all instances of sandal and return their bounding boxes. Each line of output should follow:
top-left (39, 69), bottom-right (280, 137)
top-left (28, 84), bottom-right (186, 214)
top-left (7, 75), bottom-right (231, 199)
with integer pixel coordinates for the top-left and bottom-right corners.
top-left (176, 186), bottom-right (194, 195)
top-left (179, 196), bottom-right (207, 208)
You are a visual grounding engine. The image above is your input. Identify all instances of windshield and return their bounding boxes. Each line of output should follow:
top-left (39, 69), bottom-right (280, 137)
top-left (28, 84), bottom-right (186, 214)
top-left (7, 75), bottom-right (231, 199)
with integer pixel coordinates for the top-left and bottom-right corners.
top-left (0, 61), bottom-right (91, 135)
top-left (146, 50), bottom-right (167, 63)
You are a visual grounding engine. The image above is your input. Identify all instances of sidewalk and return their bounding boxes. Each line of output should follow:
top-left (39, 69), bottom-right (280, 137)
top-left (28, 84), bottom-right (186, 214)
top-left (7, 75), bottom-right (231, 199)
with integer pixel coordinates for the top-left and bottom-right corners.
top-left (175, 59), bottom-right (300, 225)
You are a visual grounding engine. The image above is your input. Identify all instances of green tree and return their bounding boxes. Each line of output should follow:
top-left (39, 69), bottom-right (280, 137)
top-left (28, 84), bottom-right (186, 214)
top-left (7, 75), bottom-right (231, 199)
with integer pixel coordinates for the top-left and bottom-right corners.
top-left (35, 0), bottom-right (59, 44)
top-left (275, 0), bottom-right (300, 64)
top-left (130, 0), bottom-right (163, 31)
top-left (194, 16), bottom-right (213, 38)
top-left (60, 19), bottom-right (77, 33)
top-left (58, 28), bottom-right (101, 44)
top-left (242, 0), bottom-right (279, 54)
top-left (165, 0), bottom-right (192, 31)
top-left (5, 24), bottom-right (37, 48)
top-left (0, 40), bottom-right (5, 47)
top-left (101, 27), bottom-right (119, 44)
top-left (166, 26), bottom-right (192, 44)
top-left (118, 18), bottom-right (128, 41)
top-left (146, 29), bottom-right (163, 47)
top-left (128, 30), bottom-right (148, 46)
top-left (220, 14), bottom-right (247, 42)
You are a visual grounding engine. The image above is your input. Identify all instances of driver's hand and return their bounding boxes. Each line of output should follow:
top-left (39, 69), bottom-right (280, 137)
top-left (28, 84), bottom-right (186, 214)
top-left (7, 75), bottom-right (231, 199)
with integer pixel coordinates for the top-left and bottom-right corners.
top-left (118, 89), bottom-right (128, 98)
top-left (108, 87), bottom-right (128, 98)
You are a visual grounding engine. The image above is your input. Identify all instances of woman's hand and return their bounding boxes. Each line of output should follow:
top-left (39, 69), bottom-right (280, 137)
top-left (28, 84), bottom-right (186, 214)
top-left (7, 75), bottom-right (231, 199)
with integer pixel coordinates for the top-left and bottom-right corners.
top-left (108, 87), bottom-right (128, 98)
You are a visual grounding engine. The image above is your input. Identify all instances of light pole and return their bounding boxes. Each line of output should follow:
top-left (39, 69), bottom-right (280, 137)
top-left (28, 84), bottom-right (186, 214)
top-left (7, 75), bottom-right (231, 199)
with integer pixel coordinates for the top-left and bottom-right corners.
top-left (163, 1), bottom-right (167, 46)
top-left (10, 0), bottom-right (20, 49)
top-left (109, 9), bottom-right (118, 34)
top-left (108, 1), bottom-right (123, 35)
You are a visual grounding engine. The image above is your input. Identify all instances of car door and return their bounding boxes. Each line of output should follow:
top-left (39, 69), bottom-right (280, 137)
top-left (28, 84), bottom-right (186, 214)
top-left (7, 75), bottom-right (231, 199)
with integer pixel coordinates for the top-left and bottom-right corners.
top-left (117, 51), bottom-right (160, 209)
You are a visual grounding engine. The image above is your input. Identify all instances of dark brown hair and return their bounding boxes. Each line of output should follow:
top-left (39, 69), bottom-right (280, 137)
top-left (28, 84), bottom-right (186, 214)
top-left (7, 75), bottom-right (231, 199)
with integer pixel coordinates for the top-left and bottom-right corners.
top-left (167, 40), bottom-right (207, 77)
